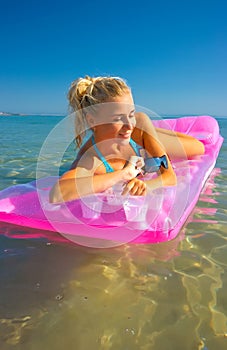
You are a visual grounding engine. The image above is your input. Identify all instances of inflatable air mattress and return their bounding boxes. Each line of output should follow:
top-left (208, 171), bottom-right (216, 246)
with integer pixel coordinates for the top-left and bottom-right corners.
top-left (0, 116), bottom-right (223, 247)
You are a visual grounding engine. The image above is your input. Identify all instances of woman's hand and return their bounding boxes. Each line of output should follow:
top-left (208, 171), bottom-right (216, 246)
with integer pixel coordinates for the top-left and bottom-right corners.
top-left (122, 156), bottom-right (144, 181)
top-left (120, 156), bottom-right (146, 195)
top-left (122, 178), bottom-right (146, 196)
top-left (128, 156), bottom-right (144, 170)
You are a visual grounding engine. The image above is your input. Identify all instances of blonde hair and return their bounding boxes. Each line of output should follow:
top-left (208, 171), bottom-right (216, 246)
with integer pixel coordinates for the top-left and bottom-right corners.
top-left (68, 75), bottom-right (131, 148)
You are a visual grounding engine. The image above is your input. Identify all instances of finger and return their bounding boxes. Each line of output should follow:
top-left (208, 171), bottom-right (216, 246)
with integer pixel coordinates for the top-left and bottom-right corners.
top-left (121, 187), bottom-right (128, 196)
top-left (121, 181), bottom-right (135, 196)
top-left (131, 182), bottom-right (146, 196)
top-left (130, 183), bottom-right (139, 195)
top-left (137, 186), bottom-right (146, 196)
top-left (131, 186), bottom-right (144, 196)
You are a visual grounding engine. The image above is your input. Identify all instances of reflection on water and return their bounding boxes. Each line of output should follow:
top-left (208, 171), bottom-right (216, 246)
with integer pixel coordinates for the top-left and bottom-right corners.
top-left (0, 117), bottom-right (227, 349)
top-left (0, 169), bottom-right (227, 350)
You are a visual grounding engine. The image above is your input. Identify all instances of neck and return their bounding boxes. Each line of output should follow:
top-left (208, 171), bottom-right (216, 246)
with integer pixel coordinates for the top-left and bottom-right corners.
top-left (92, 134), bottom-right (130, 156)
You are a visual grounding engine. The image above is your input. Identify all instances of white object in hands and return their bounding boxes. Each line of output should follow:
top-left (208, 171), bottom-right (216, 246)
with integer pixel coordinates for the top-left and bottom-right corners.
top-left (128, 156), bottom-right (144, 174)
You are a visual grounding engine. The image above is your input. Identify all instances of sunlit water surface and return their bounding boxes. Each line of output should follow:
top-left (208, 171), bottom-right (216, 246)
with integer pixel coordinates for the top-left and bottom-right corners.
top-left (0, 115), bottom-right (227, 350)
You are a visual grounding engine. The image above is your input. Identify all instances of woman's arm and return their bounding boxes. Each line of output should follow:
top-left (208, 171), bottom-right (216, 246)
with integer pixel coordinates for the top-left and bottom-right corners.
top-left (49, 161), bottom-right (142, 203)
top-left (132, 113), bottom-right (177, 189)
top-left (155, 127), bottom-right (205, 158)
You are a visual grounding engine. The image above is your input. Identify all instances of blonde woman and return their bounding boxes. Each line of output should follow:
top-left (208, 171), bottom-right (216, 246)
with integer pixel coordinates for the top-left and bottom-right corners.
top-left (50, 76), bottom-right (204, 203)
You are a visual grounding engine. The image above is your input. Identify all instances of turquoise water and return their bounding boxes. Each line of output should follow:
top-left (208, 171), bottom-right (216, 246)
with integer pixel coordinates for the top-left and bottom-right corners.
top-left (0, 115), bottom-right (227, 349)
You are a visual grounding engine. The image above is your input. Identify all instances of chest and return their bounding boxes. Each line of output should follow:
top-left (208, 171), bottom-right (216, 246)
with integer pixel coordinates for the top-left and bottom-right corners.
top-left (93, 147), bottom-right (137, 175)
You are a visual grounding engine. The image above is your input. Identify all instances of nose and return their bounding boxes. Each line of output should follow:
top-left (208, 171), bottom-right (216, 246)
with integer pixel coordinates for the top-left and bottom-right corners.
top-left (123, 117), bottom-right (135, 130)
top-left (123, 122), bottom-right (133, 131)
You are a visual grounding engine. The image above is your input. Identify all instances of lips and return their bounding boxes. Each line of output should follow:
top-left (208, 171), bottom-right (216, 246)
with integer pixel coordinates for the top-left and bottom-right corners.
top-left (119, 132), bottom-right (131, 139)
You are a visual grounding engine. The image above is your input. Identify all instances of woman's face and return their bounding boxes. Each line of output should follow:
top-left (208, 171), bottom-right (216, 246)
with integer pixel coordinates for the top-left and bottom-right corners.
top-left (88, 93), bottom-right (136, 143)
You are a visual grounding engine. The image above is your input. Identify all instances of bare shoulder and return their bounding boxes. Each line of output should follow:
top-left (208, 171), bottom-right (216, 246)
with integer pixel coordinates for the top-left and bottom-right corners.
top-left (61, 149), bottom-right (96, 180)
top-left (135, 111), bottom-right (149, 123)
top-left (70, 138), bottom-right (93, 170)
top-left (132, 112), bottom-right (156, 143)
top-left (135, 112), bottom-right (155, 129)
top-left (67, 137), bottom-right (107, 177)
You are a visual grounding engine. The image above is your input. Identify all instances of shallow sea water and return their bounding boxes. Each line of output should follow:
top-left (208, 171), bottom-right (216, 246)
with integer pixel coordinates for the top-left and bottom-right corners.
top-left (0, 115), bottom-right (227, 350)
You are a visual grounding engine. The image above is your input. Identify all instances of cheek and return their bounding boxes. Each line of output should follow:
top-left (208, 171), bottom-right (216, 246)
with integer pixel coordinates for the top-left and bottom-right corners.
top-left (95, 124), bottom-right (119, 137)
top-left (105, 123), bottom-right (122, 133)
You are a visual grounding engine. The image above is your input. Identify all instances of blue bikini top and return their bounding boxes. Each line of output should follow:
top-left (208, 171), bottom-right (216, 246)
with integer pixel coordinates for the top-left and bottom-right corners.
top-left (91, 135), bottom-right (168, 173)
top-left (91, 135), bottom-right (141, 173)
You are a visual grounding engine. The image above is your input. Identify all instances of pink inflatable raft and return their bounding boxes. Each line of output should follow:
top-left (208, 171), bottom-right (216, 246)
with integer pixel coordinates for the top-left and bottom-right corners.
top-left (0, 116), bottom-right (223, 247)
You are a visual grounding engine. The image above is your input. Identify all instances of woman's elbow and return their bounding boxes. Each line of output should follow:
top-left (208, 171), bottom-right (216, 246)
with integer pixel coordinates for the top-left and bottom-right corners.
top-left (170, 171), bottom-right (177, 186)
top-left (163, 169), bottom-right (177, 187)
top-left (49, 193), bottom-right (58, 204)
top-left (197, 140), bottom-right (205, 156)
top-left (49, 184), bottom-right (63, 204)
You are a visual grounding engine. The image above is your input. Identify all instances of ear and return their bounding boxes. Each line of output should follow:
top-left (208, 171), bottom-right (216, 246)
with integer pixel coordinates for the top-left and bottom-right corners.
top-left (86, 113), bottom-right (95, 128)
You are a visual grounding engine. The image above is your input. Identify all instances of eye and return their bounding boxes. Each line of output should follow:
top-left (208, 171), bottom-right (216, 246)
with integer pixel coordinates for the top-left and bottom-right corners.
top-left (113, 117), bottom-right (122, 122)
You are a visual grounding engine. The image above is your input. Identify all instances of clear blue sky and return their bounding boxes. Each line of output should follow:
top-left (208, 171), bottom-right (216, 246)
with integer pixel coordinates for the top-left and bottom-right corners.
top-left (1, 0), bottom-right (227, 116)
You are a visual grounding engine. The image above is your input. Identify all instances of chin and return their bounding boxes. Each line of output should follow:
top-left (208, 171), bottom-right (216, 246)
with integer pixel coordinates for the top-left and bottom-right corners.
top-left (117, 137), bottom-right (131, 146)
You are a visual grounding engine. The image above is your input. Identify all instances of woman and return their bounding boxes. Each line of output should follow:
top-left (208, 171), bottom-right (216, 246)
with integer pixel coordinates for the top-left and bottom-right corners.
top-left (49, 76), bottom-right (204, 203)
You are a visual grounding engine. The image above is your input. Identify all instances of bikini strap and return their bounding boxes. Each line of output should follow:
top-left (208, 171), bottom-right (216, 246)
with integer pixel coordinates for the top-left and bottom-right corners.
top-left (91, 135), bottom-right (114, 173)
top-left (129, 138), bottom-right (142, 157)
top-left (91, 136), bottom-right (143, 173)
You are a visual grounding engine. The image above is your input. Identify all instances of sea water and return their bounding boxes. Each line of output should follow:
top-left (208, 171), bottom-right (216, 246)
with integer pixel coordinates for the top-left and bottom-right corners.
top-left (0, 115), bottom-right (227, 350)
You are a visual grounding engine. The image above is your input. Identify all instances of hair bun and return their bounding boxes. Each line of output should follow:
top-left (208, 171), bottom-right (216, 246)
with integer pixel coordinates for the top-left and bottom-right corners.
top-left (68, 76), bottom-right (94, 110)
top-left (76, 76), bottom-right (94, 96)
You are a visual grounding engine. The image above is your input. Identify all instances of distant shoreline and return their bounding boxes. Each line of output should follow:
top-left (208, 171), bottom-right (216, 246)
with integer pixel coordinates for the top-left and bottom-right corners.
top-left (0, 112), bottom-right (65, 117)
top-left (1, 111), bottom-right (226, 119)
top-left (0, 112), bottom-right (26, 116)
